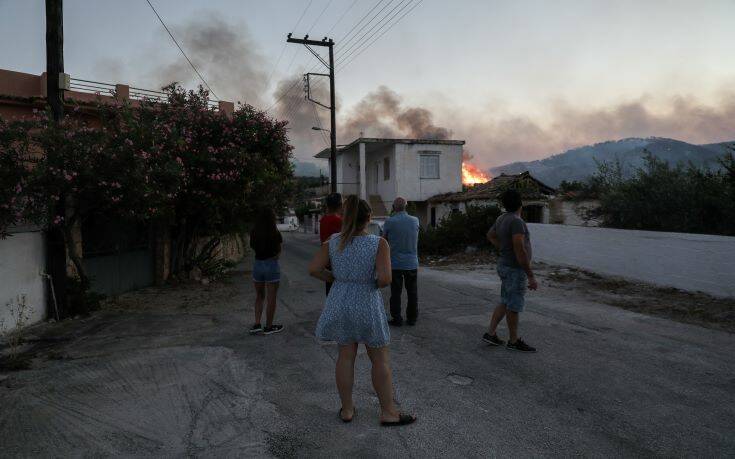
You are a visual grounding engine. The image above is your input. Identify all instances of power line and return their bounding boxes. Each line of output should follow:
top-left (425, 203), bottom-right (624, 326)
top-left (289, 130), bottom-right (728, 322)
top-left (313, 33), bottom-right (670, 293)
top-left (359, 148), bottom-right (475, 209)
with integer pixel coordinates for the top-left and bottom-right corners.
top-left (269, 0), bottom-right (410, 116)
top-left (295, 0), bottom-right (422, 99)
top-left (312, 102), bottom-right (329, 146)
top-left (337, 0), bottom-right (391, 53)
top-left (144, 0), bottom-right (219, 100)
top-left (337, 0), bottom-right (410, 65)
top-left (338, 0), bottom-right (422, 71)
top-left (265, 0), bottom-right (315, 90)
top-left (307, 0), bottom-right (333, 34)
top-left (326, 0), bottom-right (359, 36)
top-left (266, 0), bottom-right (386, 113)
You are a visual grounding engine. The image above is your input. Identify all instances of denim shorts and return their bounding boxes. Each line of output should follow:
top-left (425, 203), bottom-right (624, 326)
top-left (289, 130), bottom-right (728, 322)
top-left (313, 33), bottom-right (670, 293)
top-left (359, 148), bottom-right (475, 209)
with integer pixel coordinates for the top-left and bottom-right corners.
top-left (497, 263), bottom-right (527, 312)
top-left (252, 258), bottom-right (280, 283)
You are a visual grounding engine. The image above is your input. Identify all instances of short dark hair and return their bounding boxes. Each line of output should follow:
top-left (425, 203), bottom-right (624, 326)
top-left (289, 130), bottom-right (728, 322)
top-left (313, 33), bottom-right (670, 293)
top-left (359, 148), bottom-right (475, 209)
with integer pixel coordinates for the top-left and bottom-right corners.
top-left (500, 189), bottom-right (523, 212)
top-left (326, 192), bottom-right (342, 211)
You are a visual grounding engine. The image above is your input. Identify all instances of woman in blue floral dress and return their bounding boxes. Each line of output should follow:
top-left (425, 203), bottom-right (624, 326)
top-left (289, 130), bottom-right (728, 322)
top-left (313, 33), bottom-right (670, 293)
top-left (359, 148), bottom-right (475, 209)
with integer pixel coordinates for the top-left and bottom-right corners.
top-left (309, 196), bottom-right (416, 427)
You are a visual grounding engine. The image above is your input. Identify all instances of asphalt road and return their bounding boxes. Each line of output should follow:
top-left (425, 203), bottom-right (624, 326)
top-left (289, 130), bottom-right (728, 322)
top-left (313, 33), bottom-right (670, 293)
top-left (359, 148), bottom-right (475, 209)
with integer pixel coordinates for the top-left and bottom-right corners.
top-left (1, 231), bottom-right (734, 457)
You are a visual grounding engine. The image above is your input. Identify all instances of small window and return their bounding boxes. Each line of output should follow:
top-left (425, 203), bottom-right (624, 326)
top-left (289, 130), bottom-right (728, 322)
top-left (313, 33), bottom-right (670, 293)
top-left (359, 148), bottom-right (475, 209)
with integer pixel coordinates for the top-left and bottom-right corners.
top-left (420, 153), bottom-right (440, 179)
top-left (383, 157), bottom-right (390, 180)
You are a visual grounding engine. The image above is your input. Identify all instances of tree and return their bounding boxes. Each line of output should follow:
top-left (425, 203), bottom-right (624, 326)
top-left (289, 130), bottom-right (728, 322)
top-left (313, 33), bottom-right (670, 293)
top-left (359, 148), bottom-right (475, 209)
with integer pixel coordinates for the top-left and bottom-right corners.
top-left (0, 84), bottom-right (294, 286)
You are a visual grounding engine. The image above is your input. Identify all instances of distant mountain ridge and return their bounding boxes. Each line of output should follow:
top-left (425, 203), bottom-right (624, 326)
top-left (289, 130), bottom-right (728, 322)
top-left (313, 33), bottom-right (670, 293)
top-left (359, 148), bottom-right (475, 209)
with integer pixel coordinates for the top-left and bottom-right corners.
top-left (489, 137), bottom-right (734, 188)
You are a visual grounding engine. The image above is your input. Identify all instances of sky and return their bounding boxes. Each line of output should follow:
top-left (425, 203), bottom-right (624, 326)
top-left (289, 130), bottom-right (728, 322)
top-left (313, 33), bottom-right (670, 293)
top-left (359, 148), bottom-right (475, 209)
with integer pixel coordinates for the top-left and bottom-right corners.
top-left (1, 0), bottom-right (734, 170)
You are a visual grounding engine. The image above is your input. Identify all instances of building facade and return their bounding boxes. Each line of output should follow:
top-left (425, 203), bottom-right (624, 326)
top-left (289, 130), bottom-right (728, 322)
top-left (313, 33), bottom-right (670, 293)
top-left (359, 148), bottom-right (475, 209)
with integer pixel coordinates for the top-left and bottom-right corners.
top-left (428, 171), bottom-right (556, 227)
top-left (315, 137), bottom-right (464, 223)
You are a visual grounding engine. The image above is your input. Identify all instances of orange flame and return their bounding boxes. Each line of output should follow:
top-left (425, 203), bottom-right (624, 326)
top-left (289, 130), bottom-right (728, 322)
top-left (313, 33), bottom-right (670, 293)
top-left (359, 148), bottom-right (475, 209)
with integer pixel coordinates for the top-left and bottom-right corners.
top-left (462, 162), bottom-right (490, 185)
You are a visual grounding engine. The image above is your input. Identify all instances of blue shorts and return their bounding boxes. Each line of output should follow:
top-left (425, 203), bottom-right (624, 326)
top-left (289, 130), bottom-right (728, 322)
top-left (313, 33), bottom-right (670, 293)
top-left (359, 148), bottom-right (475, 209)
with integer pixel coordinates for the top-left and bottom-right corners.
top-left (252, 258), bottom-right (280, 283)
top-left (497, 264), bottom-right (527, 312)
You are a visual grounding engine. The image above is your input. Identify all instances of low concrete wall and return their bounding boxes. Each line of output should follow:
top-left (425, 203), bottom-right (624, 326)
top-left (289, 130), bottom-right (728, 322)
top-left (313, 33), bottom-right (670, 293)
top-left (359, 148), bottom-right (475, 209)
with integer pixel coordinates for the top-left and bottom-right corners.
top-left (0, 230), bottom-right (47, 335)
top-left (528, 224), bottom-right (735, 298)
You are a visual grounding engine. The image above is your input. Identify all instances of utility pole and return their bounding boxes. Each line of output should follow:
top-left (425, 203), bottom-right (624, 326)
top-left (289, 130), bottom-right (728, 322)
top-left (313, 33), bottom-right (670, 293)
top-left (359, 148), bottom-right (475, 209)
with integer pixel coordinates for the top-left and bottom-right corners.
top-left (46, 0), bottom-right (64, 121)
top-left (286, 34), bottom-right (337, 193)
top-left (45, 0), bottom-right (67, 315)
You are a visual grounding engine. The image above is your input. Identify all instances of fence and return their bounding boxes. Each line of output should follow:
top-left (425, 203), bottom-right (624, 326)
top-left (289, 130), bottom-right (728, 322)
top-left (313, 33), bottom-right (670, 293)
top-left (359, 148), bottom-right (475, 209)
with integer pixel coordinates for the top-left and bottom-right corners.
top-left (527, 224), bottom-right (735, 298)
top-left (69, 78), bottom-right (220, 109)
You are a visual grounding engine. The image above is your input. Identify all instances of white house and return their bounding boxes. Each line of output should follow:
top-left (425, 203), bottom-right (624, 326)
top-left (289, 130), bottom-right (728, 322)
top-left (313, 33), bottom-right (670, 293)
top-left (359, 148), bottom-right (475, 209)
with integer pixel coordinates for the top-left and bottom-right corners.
top-left (315, 137), bottom-right (465, 224)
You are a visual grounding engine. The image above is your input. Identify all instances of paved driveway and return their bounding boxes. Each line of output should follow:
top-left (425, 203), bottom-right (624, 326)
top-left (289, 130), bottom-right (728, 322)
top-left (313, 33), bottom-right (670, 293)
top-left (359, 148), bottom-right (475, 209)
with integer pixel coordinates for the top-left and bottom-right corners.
top-left (1, 231), bottom-right (734, 457)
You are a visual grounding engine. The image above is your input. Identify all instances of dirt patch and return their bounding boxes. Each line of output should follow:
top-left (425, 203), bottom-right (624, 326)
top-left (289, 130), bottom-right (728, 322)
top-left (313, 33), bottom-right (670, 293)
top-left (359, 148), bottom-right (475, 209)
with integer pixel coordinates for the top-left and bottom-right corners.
top-left (538, 265), bottom-right (735, 333)
top-left (104, 269), bottom-right (246, 312)
top-left (421, 249), bottom-right (497, 267)
top-left (426, 257), bottom-right (735, 333)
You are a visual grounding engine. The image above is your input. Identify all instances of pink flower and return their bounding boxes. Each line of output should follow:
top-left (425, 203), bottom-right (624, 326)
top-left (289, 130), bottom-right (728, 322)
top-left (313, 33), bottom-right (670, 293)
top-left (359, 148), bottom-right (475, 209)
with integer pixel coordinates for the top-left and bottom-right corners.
top-left (53, 215), bottom-right (64, 225)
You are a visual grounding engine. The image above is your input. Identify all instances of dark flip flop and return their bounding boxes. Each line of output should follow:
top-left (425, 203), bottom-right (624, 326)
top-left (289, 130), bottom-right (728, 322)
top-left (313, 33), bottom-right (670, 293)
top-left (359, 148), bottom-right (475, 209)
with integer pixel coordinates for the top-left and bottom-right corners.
top-left (339, 407), bottom-right (355, 423)
top-left (380, 413), bottom-right (416, 427)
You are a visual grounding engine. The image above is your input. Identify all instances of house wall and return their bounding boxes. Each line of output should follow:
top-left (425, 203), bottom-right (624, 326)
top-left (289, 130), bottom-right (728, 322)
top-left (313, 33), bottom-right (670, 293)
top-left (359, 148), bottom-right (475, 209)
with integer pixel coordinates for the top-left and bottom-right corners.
top-left (549, 198), bottom-right (601, 226)
top-left (0, 230), bottom-right (47, 335)
top-left (364, 144), bottom-right (397, 210)
top-left (428, 199), bottom-right (549, 227)
top-left (396, 143), bottom-right (463, 202)
top-left (336, 150), bottom-right (360, 196)
top-left (527, 224), bottom-right (735, 298)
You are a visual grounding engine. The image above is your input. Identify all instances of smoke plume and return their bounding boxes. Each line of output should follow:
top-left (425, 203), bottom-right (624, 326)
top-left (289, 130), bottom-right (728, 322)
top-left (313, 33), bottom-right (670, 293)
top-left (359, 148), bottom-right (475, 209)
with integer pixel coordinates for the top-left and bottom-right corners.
top-left (151, 13), bottom-right (268, 107)
top-left (341, 86), bottom-right (451, 140)
top-left (452, 93), bottom-right (735, 168)
top-left (272, 74), bottom-right (333, 159)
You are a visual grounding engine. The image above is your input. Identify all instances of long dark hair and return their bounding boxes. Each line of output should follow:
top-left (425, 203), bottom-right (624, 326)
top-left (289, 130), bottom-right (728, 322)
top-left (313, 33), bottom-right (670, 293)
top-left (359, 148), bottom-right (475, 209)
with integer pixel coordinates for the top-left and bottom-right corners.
top-left (339, 195), bottom-right (371, 251)
top-left (251, 208), bottom-right (279, 242)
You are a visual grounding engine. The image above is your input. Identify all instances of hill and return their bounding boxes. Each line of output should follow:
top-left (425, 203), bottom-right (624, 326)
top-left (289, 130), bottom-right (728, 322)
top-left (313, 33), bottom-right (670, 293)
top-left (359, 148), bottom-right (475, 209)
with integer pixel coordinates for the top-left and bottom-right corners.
top-left (489, 137), bottom-right (734, 187)
top-left (292, 160), bottom-right (327, 177)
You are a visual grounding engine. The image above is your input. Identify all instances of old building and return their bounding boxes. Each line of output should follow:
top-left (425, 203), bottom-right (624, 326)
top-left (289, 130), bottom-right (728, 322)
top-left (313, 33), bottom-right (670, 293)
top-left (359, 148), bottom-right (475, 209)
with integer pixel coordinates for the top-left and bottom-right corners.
top-left (548, 193), bottom-right (602, 227)
top-left (314, 137), bottom-right (465, 224)
top-left (427, 171), bottom-right (556, 226)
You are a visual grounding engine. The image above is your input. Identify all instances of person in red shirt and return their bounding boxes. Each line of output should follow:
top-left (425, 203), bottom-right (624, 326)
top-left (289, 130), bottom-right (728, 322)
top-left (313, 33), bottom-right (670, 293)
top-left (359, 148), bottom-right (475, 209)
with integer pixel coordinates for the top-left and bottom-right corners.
top-left (319, 192), bottom-right (343, 295)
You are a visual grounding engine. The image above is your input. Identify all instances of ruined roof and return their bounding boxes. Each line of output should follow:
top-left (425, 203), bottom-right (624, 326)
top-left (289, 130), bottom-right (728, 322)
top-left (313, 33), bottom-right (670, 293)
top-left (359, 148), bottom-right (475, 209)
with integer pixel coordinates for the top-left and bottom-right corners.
top-left (428, 171), bottom-right (556, 203)
top-left (315, 137), bottom-right (465, 158)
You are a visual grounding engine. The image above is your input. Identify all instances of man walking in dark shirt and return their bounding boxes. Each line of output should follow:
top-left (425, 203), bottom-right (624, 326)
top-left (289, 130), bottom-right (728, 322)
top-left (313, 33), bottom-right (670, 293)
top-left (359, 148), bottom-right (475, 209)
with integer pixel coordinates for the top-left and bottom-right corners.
top-left (483, 189), bottom-right (538, 352)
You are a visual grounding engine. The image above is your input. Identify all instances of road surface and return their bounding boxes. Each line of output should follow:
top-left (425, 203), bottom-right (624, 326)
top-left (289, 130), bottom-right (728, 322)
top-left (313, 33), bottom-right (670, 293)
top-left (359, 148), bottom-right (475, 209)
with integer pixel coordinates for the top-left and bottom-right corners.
top-left (1, 231), bottom-right (734, 457)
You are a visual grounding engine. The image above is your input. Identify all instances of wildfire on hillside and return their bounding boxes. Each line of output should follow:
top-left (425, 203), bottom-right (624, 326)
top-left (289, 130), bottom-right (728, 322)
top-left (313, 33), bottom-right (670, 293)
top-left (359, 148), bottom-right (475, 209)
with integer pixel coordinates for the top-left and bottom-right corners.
top-left (462, 162), bottom-right (490, 185)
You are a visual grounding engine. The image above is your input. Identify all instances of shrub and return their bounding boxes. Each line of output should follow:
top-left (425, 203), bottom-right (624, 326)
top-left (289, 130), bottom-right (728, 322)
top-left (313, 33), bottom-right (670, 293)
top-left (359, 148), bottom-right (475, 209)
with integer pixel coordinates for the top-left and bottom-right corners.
top-left (0, 84), bottom-right (294, 283)
top-left (419, 204), bottom-right (501, 255)
top-left (593, 150), bottom-right (735, 235)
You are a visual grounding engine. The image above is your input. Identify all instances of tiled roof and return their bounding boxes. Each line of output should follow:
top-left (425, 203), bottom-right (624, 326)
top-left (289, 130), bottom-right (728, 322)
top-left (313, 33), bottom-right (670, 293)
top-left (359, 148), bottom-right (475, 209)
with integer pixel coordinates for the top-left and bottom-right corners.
top-left (428, 171), bottom-right (555, 203)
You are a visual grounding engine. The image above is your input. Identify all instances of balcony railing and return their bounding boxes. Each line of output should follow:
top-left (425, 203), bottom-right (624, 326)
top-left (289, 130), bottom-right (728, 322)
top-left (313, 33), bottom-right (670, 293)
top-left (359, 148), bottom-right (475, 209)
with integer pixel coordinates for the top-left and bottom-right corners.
top-left (69, 77), bottom-right (220, 110)
top-left (69, 78), bottom-right (116, 97)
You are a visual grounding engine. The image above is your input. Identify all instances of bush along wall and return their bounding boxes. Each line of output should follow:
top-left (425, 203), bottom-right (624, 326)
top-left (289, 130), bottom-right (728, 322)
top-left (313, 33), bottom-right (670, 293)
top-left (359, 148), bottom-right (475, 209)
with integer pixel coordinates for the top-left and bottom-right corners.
top-left (419, 204), bottom-right (501, 256)
top-left (0, 85), bottom-right (294, 314)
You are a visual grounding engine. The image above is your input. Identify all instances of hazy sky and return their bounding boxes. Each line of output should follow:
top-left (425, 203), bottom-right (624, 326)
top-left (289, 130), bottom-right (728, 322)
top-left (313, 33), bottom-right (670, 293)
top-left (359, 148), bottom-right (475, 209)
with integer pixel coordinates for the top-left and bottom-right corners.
top-left (2, 0), bottom-right (734, 167)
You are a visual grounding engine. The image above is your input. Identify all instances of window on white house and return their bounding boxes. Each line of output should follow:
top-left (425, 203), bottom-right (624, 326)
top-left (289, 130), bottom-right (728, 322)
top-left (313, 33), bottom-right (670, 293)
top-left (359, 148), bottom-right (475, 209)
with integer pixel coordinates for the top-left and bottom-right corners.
top-left (419, 153), bottom-right (440, 179)
top-left (384, 157), bottom-right (390, 180)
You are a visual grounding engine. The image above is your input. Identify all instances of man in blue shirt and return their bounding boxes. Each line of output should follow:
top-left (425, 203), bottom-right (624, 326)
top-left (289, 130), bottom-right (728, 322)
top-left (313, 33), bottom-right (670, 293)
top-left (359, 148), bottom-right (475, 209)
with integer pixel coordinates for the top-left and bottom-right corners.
top-left (383, 197), bottom-right (420, 326)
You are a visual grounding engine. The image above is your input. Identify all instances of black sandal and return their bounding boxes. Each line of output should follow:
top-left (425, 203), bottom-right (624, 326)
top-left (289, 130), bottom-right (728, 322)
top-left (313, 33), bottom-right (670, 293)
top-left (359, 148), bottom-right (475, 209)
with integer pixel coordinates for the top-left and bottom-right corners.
top-left (380, 413), bottom-right (416, 427)
top-left (339, 407), bottom-right (355, 423)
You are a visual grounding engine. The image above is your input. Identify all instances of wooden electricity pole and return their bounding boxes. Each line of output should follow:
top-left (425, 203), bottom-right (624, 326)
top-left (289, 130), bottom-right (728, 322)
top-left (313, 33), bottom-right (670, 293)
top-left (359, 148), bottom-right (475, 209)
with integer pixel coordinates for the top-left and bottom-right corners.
top-left (286, 34), bottom-right (337, 193)
top-left (45, 0), bottom-right (67, 315)
top-left (46, 0), bottom-right (64, 121)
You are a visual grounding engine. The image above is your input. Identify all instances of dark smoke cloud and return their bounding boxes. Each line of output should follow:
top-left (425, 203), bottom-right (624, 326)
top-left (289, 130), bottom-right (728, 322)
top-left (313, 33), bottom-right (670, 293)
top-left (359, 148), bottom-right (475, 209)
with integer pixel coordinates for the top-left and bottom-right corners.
top-left (272, 75), bottom-right (332, 159)
top-left (151, 13), bottom-right (268, 107)
top-left (448, 93), bottom-right (735, 168)
top-left (341, 86), bottom-right (451, 141)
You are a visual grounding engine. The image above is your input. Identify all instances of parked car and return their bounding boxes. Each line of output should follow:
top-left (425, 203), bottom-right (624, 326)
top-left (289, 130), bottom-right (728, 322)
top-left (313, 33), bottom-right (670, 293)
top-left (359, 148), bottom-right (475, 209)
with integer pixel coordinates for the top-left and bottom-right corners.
top-left (367, 217), bottom-right (386, 236)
